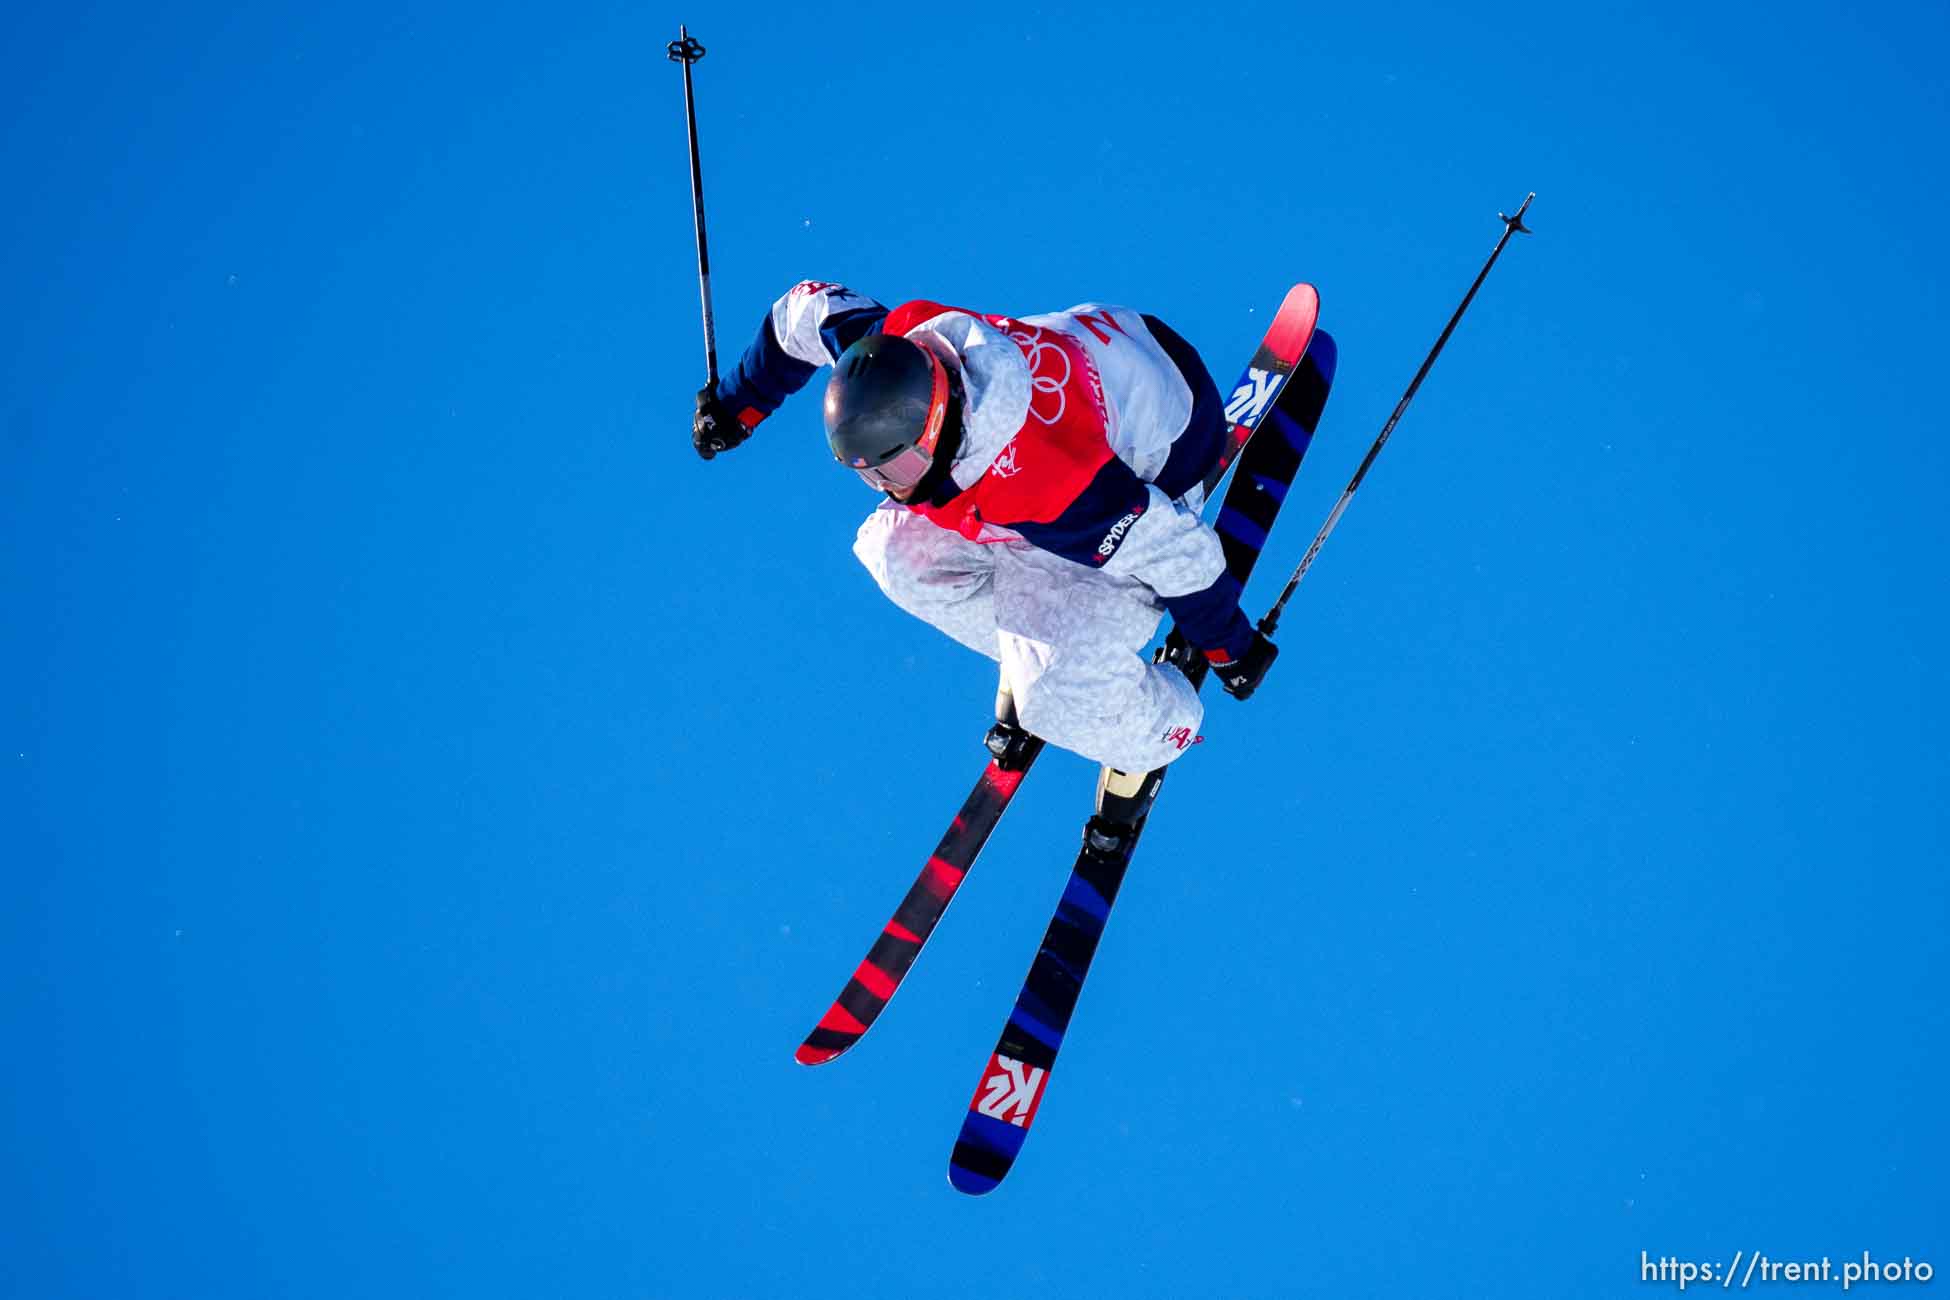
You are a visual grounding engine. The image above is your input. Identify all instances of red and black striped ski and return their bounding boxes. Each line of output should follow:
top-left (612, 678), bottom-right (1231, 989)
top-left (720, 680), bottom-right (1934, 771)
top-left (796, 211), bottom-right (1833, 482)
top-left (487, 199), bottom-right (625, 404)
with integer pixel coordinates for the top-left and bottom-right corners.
top-left (794, 739), bottom-right (1042, 1065)
top-left (794, 285), bottom-right (1322, 1069)
top-left (948, 330), bottom-right (1338, 1194)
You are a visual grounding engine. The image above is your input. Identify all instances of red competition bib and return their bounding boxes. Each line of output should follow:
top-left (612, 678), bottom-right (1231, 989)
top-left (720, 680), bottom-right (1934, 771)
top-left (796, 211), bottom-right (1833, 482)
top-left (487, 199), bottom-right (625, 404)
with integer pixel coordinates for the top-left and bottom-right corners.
top-left (885, 302), bottom-right (1115, 542)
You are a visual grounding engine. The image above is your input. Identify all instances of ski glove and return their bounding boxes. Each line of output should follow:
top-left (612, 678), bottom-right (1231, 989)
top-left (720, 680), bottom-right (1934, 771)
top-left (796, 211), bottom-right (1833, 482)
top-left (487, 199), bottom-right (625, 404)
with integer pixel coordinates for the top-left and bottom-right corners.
top-left (693, 386), bottom-right (749, 460)
top-left (1209, 630), bottom-right (1279, 701)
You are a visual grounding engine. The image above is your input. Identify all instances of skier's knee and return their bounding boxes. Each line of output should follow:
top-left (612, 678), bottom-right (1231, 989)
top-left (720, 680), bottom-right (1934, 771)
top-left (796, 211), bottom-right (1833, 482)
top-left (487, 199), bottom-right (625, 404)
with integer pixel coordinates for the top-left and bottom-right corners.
top-left (852, 516), bottom-right (898, 592)
top-left (1011, 674), bottom-right (1106, 753)
top-left (854, 514), bottom-right (927, 603)
top-left (1009, 678), bottom-right (1058, 742)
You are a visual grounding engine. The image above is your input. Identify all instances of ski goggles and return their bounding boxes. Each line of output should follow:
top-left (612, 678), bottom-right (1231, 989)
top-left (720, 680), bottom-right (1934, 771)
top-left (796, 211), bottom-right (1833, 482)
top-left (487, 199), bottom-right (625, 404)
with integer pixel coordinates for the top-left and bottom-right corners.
top-left (852, 444), bottom-right (937, 495)
top-left (845, 342), bottom-right (952, 496)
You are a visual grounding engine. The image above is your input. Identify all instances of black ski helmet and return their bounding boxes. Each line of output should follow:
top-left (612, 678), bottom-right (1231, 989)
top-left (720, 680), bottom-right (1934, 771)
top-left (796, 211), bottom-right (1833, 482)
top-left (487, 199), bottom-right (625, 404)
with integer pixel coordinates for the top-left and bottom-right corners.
top-left (824, 333), bottom-right (958, 495)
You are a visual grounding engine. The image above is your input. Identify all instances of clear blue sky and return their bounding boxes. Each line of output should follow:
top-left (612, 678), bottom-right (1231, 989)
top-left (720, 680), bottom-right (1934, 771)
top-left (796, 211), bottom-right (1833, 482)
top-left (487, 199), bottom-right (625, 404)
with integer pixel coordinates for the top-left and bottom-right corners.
top-left (5, 0), bottom-right (1945, 1295)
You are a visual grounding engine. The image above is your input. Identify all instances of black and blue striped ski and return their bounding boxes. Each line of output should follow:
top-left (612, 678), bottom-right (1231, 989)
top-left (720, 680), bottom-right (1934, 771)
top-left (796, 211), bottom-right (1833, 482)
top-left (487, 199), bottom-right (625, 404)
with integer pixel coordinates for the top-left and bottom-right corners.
top-left (948, 331), bottom-right (1339, 1194)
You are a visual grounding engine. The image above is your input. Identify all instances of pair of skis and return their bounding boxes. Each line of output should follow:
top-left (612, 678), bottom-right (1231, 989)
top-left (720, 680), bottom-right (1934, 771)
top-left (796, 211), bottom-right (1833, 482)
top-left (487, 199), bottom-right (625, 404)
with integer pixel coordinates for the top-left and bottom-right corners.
top-left (673, 42), bottom-right (1535, 1190)
top-left (795, 284), bottom-right (1338, 1192)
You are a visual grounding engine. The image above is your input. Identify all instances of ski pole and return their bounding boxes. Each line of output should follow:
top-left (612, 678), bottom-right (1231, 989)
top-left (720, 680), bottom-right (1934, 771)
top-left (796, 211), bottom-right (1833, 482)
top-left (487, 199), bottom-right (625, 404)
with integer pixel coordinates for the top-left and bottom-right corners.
top-left (1259, 193), bottom-right (1534, 638)
top-left (668, 25), bottom-right (718, 388)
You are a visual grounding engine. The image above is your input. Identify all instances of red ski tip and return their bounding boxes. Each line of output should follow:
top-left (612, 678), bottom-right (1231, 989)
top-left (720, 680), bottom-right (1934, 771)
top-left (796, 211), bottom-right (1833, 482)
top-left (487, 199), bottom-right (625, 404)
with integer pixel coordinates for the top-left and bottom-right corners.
top-left (794, 1042), bottom-right (846, 1066)
top-left (1262, 283), bottom-right (1320, 364)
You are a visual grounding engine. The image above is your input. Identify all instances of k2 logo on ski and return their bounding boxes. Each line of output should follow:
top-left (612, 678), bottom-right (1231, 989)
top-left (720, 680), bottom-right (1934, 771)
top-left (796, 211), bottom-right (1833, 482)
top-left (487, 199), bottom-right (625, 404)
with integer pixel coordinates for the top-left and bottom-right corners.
top-left (1224, 367), bottom-right (1281, 428)
top-left (975, 1053), bottom-right (1047, 1128)
top-left (1094, 507), bottom-right (1144, 562)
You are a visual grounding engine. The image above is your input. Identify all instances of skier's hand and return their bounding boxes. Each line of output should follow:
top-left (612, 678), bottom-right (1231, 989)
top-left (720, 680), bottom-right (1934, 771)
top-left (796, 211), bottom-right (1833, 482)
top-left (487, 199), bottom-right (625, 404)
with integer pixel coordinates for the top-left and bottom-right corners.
top-left (1210, 630), bottom-right (1278, 701)
top-left (693, 386), bottom-right (748, 460)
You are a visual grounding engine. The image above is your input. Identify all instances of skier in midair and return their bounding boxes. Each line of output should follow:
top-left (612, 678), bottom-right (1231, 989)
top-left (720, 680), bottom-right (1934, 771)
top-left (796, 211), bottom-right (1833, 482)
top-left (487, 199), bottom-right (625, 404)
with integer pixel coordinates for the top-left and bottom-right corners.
top-left (693, 281), bottom-right (1277, 781)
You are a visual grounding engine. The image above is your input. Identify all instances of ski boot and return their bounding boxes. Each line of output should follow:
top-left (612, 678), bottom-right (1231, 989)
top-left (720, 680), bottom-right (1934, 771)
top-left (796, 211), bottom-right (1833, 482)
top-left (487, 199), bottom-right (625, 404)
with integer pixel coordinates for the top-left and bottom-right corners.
top-left (1155, 627), bottom-right (1210, 687)
top-left (983, 686), bottom-right (1038, 772)
top-left (1083, 764), bottom-right (1164, 862)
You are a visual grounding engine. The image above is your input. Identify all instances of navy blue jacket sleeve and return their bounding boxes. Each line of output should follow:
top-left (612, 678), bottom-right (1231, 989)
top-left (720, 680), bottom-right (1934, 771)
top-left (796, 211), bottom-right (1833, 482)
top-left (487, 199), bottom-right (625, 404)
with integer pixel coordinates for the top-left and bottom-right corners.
top-left (712, 282), bottom-right (887, 426)
top-left (1161, 578), bottom-right (1254, 660)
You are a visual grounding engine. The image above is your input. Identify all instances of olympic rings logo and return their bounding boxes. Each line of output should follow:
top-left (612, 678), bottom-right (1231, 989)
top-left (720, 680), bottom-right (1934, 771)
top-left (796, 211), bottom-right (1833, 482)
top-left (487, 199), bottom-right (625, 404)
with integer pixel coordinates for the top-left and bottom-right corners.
top-left (1009, 328), bottom-right (1071, 426)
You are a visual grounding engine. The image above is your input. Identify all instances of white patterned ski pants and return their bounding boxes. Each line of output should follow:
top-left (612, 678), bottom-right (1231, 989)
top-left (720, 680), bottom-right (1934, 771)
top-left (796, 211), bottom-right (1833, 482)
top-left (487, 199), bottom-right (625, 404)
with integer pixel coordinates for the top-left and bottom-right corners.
top-left (852, 503), bottom-right (1205, 772)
